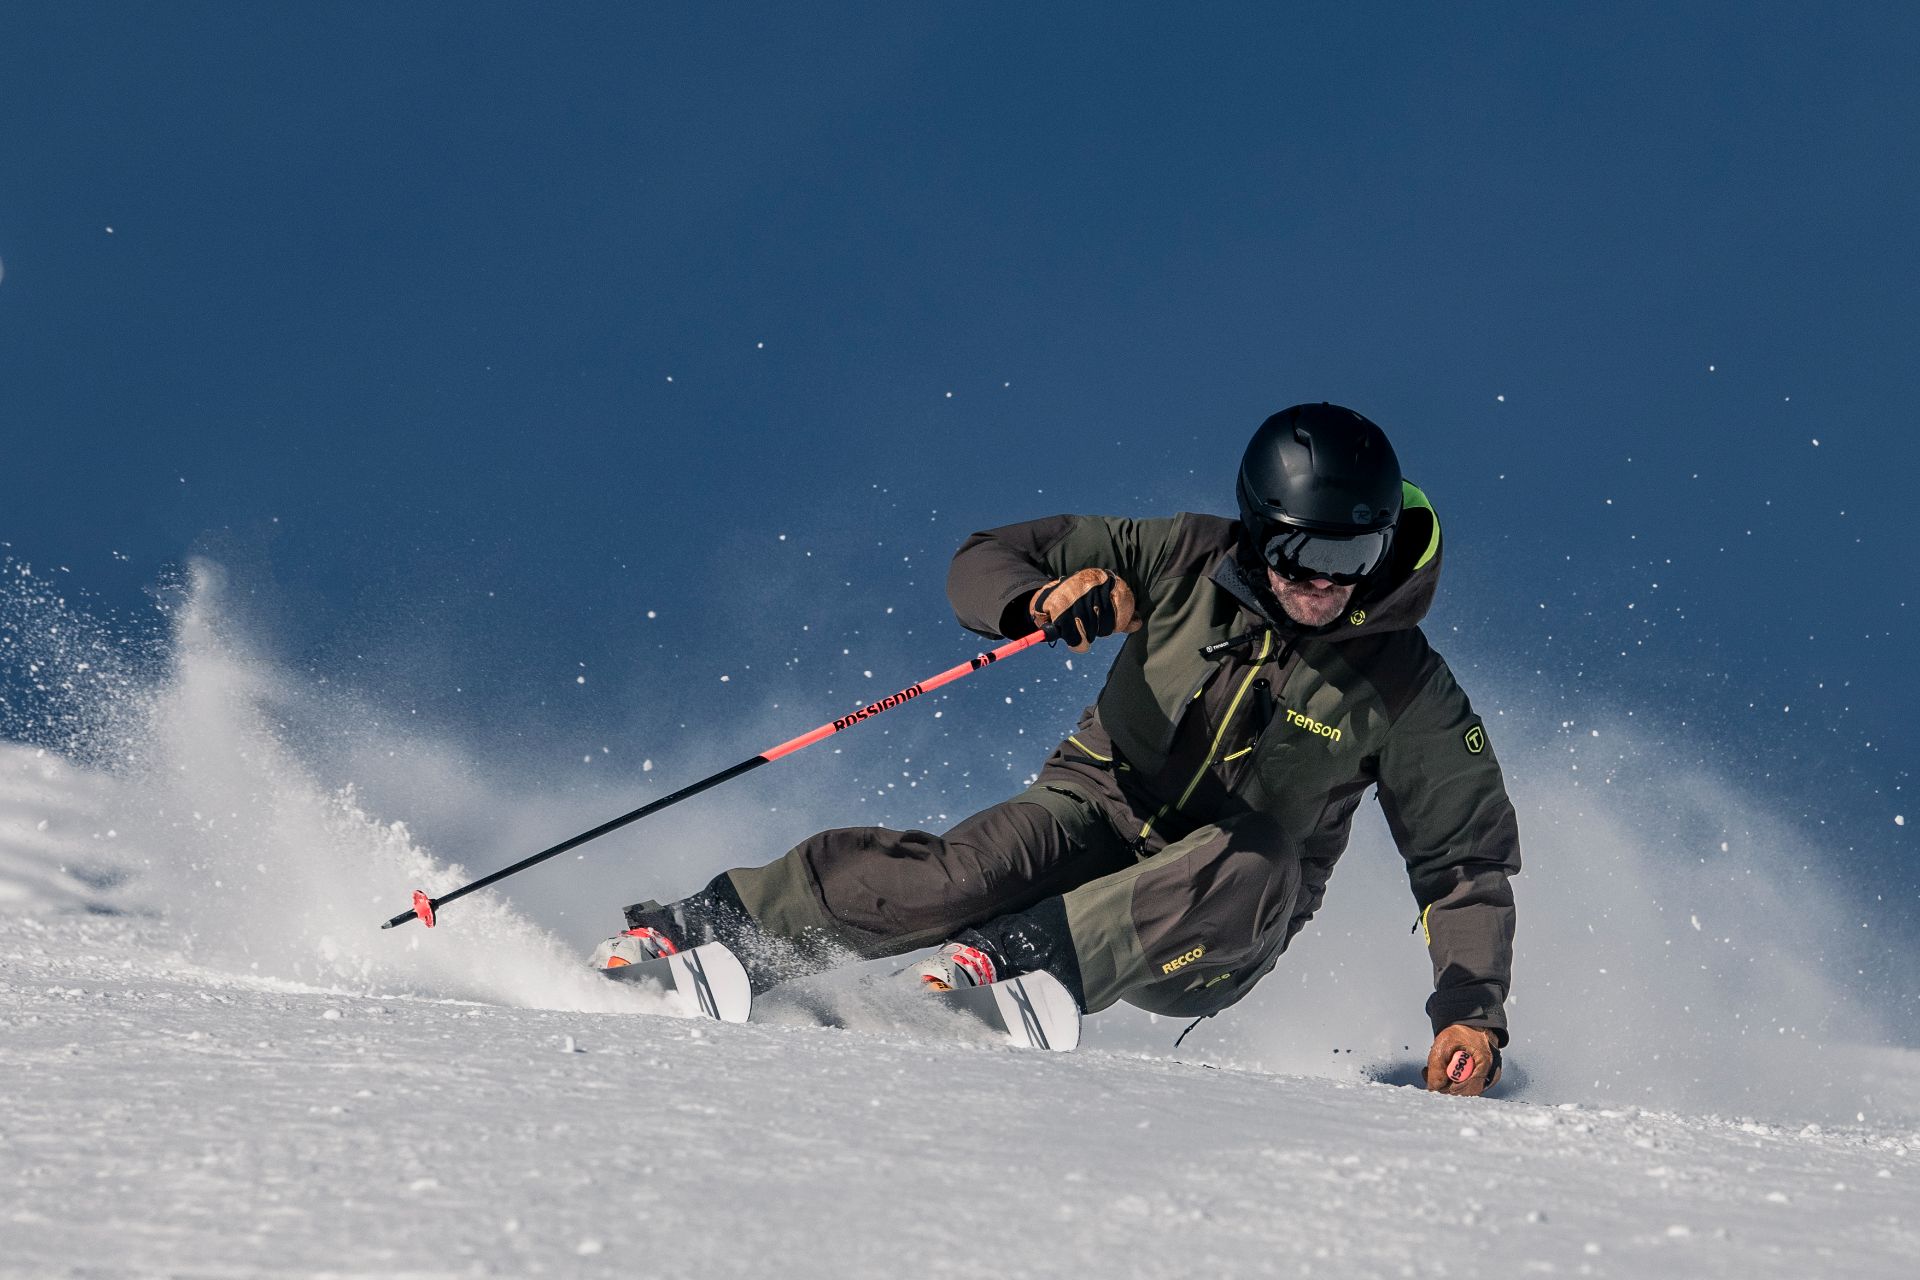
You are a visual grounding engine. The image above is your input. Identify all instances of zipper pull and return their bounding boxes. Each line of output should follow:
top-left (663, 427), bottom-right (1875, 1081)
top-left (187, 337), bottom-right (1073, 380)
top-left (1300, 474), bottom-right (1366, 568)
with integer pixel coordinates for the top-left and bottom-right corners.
top-left (1199, 628), bottom-right (1264, 660)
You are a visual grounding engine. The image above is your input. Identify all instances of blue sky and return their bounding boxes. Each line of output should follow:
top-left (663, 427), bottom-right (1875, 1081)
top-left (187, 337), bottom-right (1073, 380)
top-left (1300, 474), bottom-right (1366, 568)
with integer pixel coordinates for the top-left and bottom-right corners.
top-left (2, 5), bottom-right (1913, 935)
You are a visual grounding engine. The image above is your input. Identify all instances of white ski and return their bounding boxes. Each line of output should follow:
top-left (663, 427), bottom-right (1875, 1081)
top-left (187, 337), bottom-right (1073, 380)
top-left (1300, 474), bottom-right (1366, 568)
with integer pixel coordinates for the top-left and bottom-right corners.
top-left (599, 940), bottom-right (753, 1023)
top-left (933, 970), bottom-right (1081, 1052)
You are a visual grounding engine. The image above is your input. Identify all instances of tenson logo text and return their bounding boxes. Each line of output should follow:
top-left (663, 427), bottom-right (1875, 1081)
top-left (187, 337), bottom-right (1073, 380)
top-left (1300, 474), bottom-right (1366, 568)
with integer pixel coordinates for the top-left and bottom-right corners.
top-left (1284, 707), bottom-right (1342, 743)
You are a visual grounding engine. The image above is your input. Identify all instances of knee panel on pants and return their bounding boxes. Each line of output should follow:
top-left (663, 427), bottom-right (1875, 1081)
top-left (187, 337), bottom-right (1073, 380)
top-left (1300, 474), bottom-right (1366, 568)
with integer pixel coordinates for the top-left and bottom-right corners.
top-left (1117, 815), bottom-right (1302, 1015)
top-left (1133, 816), bottom-right (1301, 965)
top-left (1064, 811), bottom-right (1306, 1015)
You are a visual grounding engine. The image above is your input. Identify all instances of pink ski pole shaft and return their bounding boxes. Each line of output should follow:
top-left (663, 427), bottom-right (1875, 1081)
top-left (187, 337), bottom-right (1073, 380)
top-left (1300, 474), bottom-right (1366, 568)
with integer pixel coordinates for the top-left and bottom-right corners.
top-left (381, 626), bottom-right (1059, 930)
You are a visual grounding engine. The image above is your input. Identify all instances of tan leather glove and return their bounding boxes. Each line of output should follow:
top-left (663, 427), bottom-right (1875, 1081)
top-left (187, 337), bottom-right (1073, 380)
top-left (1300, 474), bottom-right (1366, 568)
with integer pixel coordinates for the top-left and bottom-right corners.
top-left (1028, 568), bottom-right (1142, 653)
top-left (1424, 1024), bottom-right (1503, 1097)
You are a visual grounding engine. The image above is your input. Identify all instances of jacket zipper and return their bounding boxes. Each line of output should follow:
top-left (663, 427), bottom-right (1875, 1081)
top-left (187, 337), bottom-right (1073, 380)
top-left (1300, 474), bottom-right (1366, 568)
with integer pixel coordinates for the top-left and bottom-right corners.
top-left (1139, 630), bottom-right (1274, 841)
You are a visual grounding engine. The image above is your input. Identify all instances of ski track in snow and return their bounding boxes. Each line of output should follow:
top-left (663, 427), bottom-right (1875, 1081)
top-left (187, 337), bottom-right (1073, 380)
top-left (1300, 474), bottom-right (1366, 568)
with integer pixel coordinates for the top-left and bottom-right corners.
top-left (2, 568), bottom-right (1917, 1274)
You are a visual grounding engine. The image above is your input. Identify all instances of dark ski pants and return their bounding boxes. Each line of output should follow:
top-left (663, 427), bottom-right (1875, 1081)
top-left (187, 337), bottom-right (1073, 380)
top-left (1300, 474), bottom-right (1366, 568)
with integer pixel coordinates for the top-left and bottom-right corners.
top-left (723, 779), bottom-right (1304, 1016)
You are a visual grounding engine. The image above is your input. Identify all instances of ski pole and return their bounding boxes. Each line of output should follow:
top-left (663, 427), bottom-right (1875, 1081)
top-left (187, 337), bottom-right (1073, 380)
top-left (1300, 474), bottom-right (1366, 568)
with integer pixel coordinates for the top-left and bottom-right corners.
top-left (380, 625), bottom-right (1059, 930)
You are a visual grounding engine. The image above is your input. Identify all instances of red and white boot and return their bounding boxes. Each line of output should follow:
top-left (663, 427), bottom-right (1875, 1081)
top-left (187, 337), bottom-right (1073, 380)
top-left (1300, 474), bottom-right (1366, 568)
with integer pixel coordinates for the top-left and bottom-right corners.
top-left (909, 941), bottom-right (999, 991)
top-left (590, 926), bottom-right (681, 970)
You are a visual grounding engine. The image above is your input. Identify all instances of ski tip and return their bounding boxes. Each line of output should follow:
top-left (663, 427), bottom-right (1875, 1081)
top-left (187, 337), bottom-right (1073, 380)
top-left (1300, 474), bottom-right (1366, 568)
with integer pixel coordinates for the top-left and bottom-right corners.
top-left (411, 890), bottom-right (437, 929)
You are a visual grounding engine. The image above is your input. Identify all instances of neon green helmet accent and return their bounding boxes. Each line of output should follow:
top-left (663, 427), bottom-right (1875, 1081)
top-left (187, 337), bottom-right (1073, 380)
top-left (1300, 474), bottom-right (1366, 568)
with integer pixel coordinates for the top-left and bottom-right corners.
top-left (1401, 481), bottom-right (1441, 572)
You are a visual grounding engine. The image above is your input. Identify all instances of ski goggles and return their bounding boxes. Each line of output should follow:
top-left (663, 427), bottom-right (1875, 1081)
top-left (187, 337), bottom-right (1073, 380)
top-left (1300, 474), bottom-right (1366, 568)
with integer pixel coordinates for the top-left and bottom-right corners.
top-left (1258, 523), bottom-right (1395, 585)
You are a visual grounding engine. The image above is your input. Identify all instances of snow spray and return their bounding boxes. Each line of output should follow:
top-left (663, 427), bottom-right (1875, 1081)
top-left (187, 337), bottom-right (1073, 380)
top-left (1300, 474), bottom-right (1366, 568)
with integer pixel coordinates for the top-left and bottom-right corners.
top-left (0, 561), bottom-right (651, 1013)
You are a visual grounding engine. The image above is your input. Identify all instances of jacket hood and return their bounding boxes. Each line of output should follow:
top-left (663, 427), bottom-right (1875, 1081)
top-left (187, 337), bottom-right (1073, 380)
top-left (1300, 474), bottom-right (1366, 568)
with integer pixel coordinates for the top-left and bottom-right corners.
top-left (1214, 480), bottom-right (1442, 642)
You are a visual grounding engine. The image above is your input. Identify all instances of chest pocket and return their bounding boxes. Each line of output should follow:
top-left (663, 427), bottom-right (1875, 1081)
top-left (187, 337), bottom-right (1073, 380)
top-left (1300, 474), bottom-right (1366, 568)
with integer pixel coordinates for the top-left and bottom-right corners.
top-left (1249, 667), bottom-right (1371, 804)
top-left (1219, 675), bottom-right (1278, 774)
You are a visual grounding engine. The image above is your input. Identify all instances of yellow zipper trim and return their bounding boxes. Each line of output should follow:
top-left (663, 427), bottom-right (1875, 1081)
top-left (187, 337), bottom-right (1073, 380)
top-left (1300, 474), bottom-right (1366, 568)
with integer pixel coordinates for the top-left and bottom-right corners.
top-left (1221, 746), bottom-right (1253, 763)
top-left (1420, 903), bottom-right (1434, 946)
top-left (1140, 631), bottom-right (1273, 840)
top-left (1067, 735), bottom-right (1112, 763)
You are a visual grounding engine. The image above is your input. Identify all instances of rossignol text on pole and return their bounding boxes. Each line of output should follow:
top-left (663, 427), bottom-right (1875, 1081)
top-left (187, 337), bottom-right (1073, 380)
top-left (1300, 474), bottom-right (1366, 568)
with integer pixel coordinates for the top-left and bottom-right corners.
top-left (380, 626), bottom-right (1059, 931)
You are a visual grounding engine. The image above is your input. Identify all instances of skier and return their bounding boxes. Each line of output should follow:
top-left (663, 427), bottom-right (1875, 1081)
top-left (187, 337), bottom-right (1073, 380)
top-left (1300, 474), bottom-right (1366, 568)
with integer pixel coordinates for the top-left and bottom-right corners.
top-left (597, 403), bottom-right (1519, 1095)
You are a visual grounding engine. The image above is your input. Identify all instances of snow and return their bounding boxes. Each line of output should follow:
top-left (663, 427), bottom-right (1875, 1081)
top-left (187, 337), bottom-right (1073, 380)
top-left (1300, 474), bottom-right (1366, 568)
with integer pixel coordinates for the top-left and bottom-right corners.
top-left (1, 569), bottom-right (1916, 1274)
top-left (3, 911), bottom-right (1916, 1276)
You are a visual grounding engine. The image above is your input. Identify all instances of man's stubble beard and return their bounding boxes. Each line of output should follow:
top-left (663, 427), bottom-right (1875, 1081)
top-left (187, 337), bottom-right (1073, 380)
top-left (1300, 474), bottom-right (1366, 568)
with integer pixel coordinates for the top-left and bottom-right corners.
top-left (1266, 568), bottom-right (1354, 628)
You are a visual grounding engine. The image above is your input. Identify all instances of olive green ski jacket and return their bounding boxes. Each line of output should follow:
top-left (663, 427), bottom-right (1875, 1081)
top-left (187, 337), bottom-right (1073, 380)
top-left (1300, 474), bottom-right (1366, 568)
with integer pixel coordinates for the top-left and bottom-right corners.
top-left (945, 483), bottom-right (1521, 1042)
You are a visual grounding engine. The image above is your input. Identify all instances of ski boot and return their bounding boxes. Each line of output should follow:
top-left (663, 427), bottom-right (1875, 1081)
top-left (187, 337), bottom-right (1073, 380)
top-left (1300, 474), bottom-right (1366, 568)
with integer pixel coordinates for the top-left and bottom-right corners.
top-left (907, 940), bottom-right (1000, 991)
top-left (589, 925), bottom-right (680, 971)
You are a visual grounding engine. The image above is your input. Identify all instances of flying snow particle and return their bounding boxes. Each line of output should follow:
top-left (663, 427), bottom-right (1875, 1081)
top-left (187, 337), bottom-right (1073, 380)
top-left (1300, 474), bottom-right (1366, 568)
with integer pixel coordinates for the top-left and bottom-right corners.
top-left (1897, 815), bottom-right (1907, 827)
top-left (1812, 439), bottom-right (1820, 446)
top-left (642, 759), bottom-right (654, 772)
top-left (575, 675), bottom-right (585, 684)
top-left (646, 610), bottom-right (657, 619)
top-left (1496, 395), bottom-right (1505, 403)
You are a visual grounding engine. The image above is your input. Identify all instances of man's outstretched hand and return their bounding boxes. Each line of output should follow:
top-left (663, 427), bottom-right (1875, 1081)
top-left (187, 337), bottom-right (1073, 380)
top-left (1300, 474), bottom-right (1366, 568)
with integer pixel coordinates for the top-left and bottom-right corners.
top-left (1029, 568), bottom-right (1142, 653)
top-left (1424, 1024), bottom-right (1502, 1097)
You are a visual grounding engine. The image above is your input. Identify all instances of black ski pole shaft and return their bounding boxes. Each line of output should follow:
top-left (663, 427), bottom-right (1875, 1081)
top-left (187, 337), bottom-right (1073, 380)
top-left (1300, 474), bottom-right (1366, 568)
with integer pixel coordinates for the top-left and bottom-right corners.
top-left (381, 625), bottom-right (1058, 930)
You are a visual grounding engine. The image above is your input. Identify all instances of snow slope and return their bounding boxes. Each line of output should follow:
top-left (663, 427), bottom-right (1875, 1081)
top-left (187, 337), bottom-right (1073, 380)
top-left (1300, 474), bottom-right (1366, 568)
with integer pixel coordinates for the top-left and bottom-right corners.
top-left (4, 908), bottom-right (1916, 1278)
top-left (2, 570), bottom-right (1917, 1276)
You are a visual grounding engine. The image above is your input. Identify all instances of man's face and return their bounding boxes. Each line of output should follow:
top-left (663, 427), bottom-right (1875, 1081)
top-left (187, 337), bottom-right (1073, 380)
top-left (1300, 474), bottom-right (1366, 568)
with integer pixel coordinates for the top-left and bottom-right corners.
top-left (1266, 566), bottom-right (1354, 627)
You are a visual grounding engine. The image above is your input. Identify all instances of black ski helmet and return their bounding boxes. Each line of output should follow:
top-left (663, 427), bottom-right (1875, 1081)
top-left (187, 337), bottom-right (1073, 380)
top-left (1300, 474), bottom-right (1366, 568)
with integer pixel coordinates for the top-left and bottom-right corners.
top-left (1236, 403), bottom-right (1403, 582)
